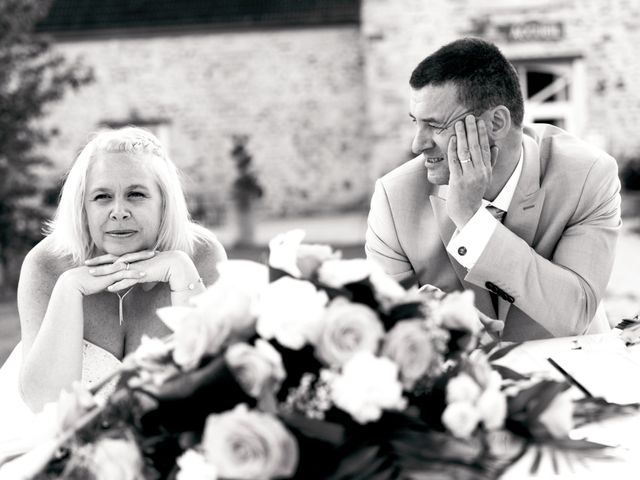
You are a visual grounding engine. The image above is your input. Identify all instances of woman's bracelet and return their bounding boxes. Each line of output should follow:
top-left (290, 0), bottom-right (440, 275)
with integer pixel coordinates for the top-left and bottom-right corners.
top-left (170, 277), bottom-right (204, 293)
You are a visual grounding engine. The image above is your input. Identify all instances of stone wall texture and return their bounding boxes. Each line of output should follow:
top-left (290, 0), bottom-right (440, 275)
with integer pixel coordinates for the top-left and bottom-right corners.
top-left (42, 26), bottom-right (367, 224)
top-left (41, 0), bottom-right (640, 222)
top-left (363, 0), bottom-right (640, 178)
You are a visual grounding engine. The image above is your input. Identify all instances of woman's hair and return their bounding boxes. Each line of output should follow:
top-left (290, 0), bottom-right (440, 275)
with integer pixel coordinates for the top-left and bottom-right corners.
top-left (45, 126), bottom-right (216, 265)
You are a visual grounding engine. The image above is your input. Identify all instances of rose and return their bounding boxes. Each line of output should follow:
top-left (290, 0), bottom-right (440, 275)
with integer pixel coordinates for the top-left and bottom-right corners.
top-left (157, 305), bottom-right (231, 371)
top-left (268, 230), bottom-right (340, 279)
top-left (538, 389), bottom-right (574, 438)
top-left (368, 263), bottom-right (407, 308)
top-left (382, 320), bottom-right (436, 390)
top-left (296, 243), bottom-right (339, 278)
top-left (330, 351), bottom-right (406, 424)
top-left (256, 277), bottom-right (329, 349)
top-left (225, 340), bottom-right (286, 398)
top-left (315, 298), bottom-right (385, 367)
top-left (446, 373), bottom-right (482, 404)
top-left (268, 229), bottom-right (307, 277)
top-left (177, 449), bottom-right (218, 480)
top-left (86, 436), bottom-right (144, 480)
top-left (441, 401), bottom-right (481, 439)
top-left (476, 388), bottom-right (507, 431)
top-left (189, 260), bottom-right (269, 335)
top-left (317, 258), bottom-right (371, 288)
top-left (462, 350), bottom-right (501, 391)
top-left (202, 404), bottom-right (298, 479)
top-left (436, 290), bottom-right (482, 334)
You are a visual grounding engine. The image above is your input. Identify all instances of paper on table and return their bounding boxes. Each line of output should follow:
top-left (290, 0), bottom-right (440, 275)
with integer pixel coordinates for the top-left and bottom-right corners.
top-left (548, 347), bottom-right (640, 405)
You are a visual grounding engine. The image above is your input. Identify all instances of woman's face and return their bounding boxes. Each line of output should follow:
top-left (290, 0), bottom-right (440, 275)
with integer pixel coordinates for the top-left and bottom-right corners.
top-left (84, 152), bottom-right (163, 256)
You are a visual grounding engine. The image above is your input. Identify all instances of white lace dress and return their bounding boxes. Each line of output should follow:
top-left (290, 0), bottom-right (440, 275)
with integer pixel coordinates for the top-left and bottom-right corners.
top-left (0, 341), bottom-right (121, 459)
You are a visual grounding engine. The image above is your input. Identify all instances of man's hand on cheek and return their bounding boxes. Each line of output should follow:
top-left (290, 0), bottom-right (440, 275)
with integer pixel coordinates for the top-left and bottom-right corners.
top-left (445, 117), bottom-right (498, 229)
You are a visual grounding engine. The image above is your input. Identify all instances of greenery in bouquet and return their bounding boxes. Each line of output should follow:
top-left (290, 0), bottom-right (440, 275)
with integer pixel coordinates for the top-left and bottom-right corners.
top-left (2, 230), bottom-right (619, 480)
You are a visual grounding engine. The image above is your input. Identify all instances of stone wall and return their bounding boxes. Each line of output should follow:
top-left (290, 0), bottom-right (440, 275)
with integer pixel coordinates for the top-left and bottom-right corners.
top-left (41, 25), bottom-right (367, 224)
top-left (362, 0), bottom-right (640, 179)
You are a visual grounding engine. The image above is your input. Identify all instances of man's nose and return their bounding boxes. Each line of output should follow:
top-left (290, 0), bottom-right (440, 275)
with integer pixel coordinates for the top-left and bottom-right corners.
top-left (110, 200), bottom-right (131, 221)
top-left (411, 128), bottom-right (434, 155)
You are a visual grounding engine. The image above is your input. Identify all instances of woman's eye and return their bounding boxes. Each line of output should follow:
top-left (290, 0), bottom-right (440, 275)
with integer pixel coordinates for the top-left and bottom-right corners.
top-left (129, 191), bottom-right (145, 198)
top-left (94, 194), bottom-right (110, 200)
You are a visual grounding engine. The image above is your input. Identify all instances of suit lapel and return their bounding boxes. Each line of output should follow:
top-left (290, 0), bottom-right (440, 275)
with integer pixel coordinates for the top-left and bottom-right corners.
top-left (503, 134), bottom-right (545, 248)
top-left (497, 134), bottom-right (545, 321)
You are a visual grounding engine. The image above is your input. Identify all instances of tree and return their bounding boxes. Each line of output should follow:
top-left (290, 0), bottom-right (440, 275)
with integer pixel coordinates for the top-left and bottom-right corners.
top-left (0, 0), bottom-right (93, 292)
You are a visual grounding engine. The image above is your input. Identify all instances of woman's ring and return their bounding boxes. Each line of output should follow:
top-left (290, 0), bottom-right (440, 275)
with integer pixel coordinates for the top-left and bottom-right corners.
top-left (460, 158), bottom-right (472, 163)
top-left (124, 262), bottom-right (130, 271)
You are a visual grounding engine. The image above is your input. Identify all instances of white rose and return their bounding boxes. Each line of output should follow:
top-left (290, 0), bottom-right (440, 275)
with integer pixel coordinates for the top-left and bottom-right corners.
top-left (446, 373), bottom-right (482, 404)
top-left (436, 290), bottom-right (482, 333)
top-left (382, 320), bottom-right (436, 390)
top-left (330, 351), bottom-right (406, 424)
top-left (368, 263), bottom-right (407, 307)
top-left (177, 449), bottom-right (218, 480)
top-left (158, 306), bottom-right (231, 371)
top-left (317, 258), bottom-right (371, 288)
top-left (268, 229), bottom-right (307, 277)
top-left (256, 277), bottom-right (329, 349)
top-left (538, 389), bottom-right (574, 438)
top-left (225, 340), bottom-right (286, 398)
top-left (316, 298), bottom-right (385, 367)
top-left (476, 388), bottom-right (507, 431)
top-left (441, 401), bottom-right (481, 439)
top-left (189, 260), bottom-right (268, 335)
top-left (464, 350), bottom-right (499, 391)
top-left (296, 243), bottom-right (339, 278)
top-left (202, 404), bottom-right (298, 479)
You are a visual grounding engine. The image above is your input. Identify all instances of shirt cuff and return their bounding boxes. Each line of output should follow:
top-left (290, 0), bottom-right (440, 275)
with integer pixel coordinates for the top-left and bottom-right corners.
top-left (447, 207), bottom-right (499, 269)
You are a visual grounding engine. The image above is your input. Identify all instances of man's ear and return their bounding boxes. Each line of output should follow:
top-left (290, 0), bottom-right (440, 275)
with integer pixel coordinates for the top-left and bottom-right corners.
top-left (487, 106), bottom-right (511, 140)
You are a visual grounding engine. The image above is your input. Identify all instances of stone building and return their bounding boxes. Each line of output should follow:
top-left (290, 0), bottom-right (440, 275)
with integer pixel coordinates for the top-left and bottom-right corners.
top-left (37, 0), bottom-right (640, 223)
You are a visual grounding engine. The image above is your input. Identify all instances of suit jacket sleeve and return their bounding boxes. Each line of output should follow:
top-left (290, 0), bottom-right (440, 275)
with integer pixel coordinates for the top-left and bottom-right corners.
top-left (365, 179), bottom-right (415, 281)
top-left (465, 154), bottom-right (621, 337)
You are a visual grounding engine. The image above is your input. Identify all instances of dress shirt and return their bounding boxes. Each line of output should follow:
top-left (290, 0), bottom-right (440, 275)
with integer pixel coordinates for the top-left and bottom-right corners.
top-left (447, 149), bottom-right (523, 269)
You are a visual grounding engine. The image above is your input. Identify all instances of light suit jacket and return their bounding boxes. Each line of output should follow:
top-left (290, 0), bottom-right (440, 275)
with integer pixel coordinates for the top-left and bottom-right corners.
top-left (365, 124), bottom-right (622, 341)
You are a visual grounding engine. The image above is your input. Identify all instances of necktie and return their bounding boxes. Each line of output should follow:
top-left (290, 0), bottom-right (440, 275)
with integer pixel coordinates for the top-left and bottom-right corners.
top-left (486, 205), bottom-right (506, 316)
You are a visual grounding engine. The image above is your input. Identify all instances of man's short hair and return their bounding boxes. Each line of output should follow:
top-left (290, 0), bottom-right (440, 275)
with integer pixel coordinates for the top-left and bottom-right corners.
top-left (410, 38), bottom-right (524, 126)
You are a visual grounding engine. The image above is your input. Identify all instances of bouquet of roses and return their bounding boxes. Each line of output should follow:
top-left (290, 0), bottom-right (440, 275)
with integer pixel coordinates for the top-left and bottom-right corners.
top-left (0, 230), bottom-right (618, 480)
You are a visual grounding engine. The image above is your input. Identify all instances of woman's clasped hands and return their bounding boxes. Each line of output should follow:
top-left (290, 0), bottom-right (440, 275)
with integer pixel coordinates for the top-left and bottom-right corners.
top-left (62, 250), bottom-right (198, 296)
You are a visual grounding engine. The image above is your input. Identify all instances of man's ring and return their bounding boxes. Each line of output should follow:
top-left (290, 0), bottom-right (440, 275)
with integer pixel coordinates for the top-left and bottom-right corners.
top-left (124, 262), bottom-right (130, 271)
top-left (460, 158), bottom-right (472, 163)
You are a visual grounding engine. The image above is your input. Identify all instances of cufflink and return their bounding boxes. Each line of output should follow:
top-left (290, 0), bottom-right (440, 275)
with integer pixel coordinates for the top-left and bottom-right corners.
top-left (457, 246), bottom-right (467, 256)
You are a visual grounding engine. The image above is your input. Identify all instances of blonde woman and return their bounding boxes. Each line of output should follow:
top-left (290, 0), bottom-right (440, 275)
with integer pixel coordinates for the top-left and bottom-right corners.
top-left (0, 127), bottom-right (226, 432)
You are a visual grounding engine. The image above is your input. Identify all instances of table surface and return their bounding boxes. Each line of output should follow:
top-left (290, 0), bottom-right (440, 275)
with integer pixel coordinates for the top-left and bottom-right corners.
top-left (498, 332), bottom-right (640, 478)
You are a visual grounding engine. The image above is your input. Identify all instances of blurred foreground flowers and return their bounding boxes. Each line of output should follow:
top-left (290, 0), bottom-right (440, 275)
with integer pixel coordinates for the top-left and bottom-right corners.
top-left (0, 230), bottom-right (618, 480)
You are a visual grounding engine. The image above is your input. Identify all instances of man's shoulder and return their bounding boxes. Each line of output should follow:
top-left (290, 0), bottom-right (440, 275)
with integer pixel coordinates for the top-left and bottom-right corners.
top-left (525, 123), bottom-right (617, 172)
top-left (378, 156), bottom-right (430, 190)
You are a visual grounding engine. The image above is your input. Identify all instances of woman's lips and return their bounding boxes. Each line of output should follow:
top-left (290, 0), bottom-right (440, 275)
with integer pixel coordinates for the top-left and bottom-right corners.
top-left (106, 230), bottom-right (137, 238)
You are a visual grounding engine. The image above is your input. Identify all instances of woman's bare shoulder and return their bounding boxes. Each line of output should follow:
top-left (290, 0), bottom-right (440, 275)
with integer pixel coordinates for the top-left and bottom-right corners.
top-left (21, 236), bottom-right (74, 286)
top-left (192, 232), bottom-right (227, 286)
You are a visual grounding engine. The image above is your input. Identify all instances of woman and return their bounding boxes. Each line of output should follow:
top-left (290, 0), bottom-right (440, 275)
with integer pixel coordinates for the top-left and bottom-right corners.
top-left (0, 126), bottom-right (226, 426)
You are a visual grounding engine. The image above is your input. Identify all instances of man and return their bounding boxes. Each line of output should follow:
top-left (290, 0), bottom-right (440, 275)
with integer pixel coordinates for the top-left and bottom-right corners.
top-left (365, 38), bottom-right (621, 341)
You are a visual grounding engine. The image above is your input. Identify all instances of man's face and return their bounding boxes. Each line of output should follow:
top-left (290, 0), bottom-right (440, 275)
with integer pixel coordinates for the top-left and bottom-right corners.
top-left (84, 152), bottom-right (163, 256)
top-left (409, 83), bottom-right (472, 185)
